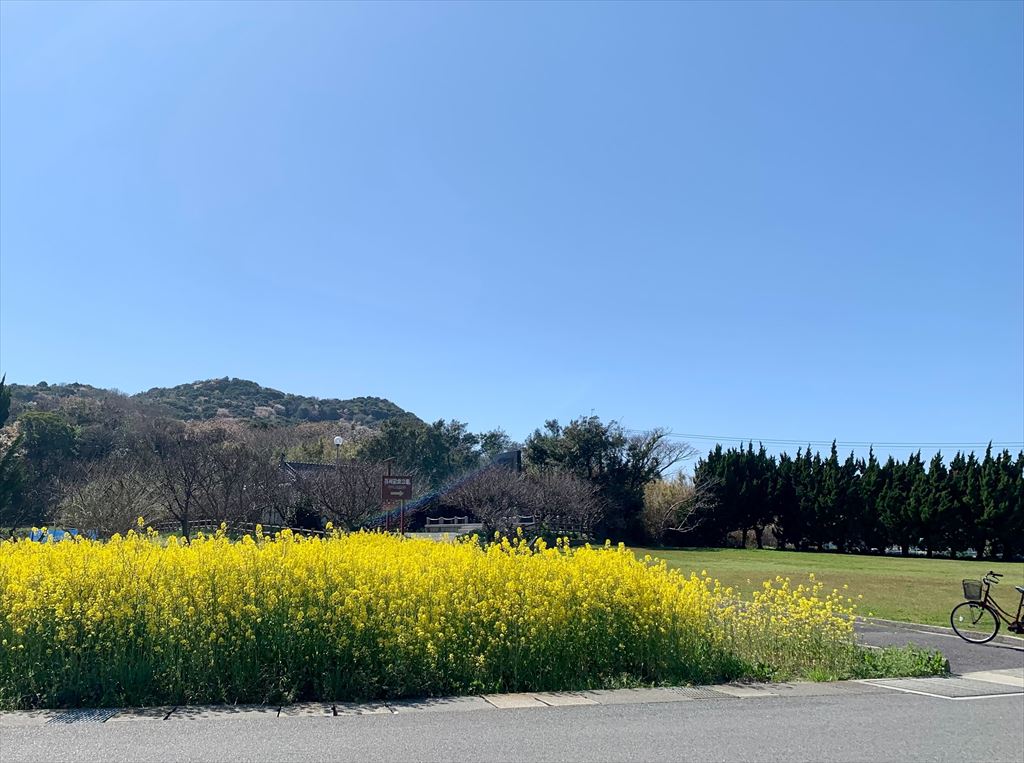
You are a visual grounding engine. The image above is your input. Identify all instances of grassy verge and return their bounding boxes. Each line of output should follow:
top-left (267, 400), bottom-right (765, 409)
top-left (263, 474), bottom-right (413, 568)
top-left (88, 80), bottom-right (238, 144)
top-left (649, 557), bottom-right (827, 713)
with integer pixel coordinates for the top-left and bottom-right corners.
top-left (851, 645), bottom-right (950, 680)
top-left (634, 547), bottom-right (1024, 628)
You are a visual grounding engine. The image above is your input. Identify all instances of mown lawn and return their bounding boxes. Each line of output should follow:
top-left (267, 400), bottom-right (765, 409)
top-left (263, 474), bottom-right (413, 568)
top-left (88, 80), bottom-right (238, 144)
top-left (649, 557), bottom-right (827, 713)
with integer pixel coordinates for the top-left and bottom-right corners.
top-left (634, 547), bottom-right (1024, 628)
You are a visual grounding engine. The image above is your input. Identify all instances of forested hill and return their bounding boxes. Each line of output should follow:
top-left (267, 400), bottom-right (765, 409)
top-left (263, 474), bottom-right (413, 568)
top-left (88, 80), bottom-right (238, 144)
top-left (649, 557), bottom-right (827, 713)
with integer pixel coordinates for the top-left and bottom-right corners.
top-left (8, 378), bottom-right (416, 427)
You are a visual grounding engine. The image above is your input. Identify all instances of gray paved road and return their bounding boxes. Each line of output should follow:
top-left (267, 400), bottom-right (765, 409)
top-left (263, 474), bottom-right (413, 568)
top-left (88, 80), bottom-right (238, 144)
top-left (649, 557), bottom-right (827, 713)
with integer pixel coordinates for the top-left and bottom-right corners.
top-left (3, 691), bottom-right (1021, 763)
top-left (855, 621), bottom-right (1024, 673)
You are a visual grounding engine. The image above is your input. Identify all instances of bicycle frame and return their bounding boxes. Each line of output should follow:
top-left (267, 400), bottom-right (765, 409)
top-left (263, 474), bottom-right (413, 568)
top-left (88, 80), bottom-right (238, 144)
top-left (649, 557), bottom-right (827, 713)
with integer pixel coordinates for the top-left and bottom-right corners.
top-left (980, 580), bottom-right (1024, 627)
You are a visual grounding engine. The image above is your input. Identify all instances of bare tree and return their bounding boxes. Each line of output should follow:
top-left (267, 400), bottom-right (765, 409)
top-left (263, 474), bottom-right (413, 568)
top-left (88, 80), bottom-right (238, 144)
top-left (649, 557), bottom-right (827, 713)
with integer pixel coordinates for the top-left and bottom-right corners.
top-left (532, 468), bottom-right (604, 538)
top-left (641, 472), bottom-right (715, 544)
top-left (292, 460), bottom-right (387, 531)
top-left (57, 457), bottom-right (160, 536)
top-left (145, 420), bottom-right (223, 540)
top-left (444, 466), bottom-right (604, 538)
top-left (239, 439), bottom-right (292, 525)
top-left (445, 466), bottom-right (538, 534)
top-left (144, 420), bottom-right (294, 536)
top-left (195, 436), bottom-right (287, 526)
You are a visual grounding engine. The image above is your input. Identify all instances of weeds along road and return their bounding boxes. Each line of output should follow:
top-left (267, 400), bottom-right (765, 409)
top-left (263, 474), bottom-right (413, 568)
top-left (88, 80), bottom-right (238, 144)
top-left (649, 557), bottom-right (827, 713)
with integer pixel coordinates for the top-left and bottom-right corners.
top-left (3, 689), bottom-right (1022, 763)
top-left (855, 620), bottom-right (1024, 673)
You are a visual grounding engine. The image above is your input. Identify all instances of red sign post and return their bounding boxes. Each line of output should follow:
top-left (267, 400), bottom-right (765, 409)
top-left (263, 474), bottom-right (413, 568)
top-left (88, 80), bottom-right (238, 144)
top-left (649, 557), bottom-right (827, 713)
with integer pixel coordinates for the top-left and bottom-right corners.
top-left (382, 476), bottom-right (413, 534)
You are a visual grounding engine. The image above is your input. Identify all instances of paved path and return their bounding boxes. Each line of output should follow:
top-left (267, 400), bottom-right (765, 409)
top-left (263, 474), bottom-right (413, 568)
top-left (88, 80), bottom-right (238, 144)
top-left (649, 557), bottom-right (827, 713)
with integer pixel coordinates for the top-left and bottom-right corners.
top-left (855, 619), bottom-right (1024, 673)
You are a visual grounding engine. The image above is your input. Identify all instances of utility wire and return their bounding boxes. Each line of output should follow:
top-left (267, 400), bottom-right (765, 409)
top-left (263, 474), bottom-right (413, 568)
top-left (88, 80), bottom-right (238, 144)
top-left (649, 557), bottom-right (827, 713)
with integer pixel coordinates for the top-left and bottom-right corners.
top-left (622, 429), bottom-right (1023, 450)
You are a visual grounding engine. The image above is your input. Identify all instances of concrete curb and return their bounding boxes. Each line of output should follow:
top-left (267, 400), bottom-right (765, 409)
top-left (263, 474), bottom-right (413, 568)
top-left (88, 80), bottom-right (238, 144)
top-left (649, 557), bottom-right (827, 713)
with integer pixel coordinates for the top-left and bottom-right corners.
top-left (0, 680), bottom-right (884, 726)
top-left (859, 616), bottom-right (1024, 647)
top-left (4, 670), bottom-right (1021, 727)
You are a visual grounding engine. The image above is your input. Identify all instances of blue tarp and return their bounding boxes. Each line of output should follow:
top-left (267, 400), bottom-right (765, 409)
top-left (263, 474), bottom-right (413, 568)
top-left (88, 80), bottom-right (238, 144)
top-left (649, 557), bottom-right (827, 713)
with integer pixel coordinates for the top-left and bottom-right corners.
top-left (28, 528), bottom-right (99, 542)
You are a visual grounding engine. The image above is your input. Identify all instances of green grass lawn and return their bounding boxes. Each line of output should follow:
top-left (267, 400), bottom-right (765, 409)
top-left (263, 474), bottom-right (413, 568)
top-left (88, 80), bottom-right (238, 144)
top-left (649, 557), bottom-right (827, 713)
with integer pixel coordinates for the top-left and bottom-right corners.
top-left (634, 547), bottom-right (1024, 629)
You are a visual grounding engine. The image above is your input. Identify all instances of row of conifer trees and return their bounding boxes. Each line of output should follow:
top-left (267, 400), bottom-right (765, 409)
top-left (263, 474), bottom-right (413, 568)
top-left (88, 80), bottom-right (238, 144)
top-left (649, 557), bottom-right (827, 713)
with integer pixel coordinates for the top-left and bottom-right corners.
top-left (690, 443), bottom-right (1022, 560)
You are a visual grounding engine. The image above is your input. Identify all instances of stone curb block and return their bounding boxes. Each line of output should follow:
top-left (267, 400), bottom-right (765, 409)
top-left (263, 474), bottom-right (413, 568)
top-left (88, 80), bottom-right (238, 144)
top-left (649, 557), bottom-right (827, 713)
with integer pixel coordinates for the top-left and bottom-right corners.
top-left (333, 702), bottom-right (391, 716)
top-left (530, 692), bottom-right (598, 706)
top-left (483, 693), bottom-right (548, 709)
top-left (167, 705), bottom-right (280, 721)
top-left (387, 696), bottom-right (492, 713)
top-left (0, 710), bottom-right (62, 726)
top-left (107, 707), bottom-right (176, 722)
top-left (278, 703), bottom-right (333, 717)
top-left (6, 676), bottom-right (1006, 726)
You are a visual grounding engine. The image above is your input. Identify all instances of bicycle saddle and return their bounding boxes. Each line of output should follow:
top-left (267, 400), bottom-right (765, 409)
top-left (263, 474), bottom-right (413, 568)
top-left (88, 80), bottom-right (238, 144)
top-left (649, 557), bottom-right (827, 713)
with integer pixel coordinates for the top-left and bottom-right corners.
top-left (1016, 585), bottom-right (1024, 595)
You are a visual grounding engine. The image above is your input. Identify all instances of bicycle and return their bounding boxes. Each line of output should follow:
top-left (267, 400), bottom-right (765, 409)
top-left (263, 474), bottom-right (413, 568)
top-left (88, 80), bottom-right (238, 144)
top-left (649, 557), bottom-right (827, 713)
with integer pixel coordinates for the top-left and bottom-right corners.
top-left (950, 571), bottom-right (1024, 644)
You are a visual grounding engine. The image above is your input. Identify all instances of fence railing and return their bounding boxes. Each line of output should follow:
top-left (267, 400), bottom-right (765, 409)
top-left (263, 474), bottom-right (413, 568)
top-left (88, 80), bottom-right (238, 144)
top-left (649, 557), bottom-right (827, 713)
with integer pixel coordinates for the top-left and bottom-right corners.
top-left (138, 515), bottom-right (588, 539)
top-left (146, 519), bottom-right (329, 537)
top-left (425, 516), bottom-right (473, 526)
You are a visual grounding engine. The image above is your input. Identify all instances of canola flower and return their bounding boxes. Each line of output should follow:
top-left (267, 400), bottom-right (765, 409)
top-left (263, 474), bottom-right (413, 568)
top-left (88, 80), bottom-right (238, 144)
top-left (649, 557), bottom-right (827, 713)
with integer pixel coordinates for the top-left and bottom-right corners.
top-left (0, 527), bottom-right (860, 709)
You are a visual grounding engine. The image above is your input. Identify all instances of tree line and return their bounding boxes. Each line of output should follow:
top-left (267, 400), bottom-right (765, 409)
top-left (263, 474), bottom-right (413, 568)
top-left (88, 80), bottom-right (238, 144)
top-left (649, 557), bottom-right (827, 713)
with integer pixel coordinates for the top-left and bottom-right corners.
top-left (1, 377), bottom-right (1020, 557)
top-left (0, 377), bottom-right (696, 544)
top-left (0, 377), bottom-right (527, 538)
top-left (692, 442), bottom-right (1023, 560)
top-left (10, 378), bottom-right (412, 426)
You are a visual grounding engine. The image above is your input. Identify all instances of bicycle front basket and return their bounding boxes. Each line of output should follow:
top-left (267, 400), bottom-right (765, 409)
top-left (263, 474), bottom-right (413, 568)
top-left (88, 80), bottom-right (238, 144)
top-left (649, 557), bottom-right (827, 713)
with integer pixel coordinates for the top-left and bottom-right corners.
top-left (962, 579), bottom-right (983, 601)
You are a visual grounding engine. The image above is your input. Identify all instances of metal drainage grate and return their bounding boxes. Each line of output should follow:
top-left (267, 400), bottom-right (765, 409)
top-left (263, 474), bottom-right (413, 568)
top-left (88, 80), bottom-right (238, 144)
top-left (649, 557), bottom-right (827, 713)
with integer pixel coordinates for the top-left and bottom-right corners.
top-left (46, 708), bottom-right (120, 724)
top-left (671, 686), bottom-right (735, 700)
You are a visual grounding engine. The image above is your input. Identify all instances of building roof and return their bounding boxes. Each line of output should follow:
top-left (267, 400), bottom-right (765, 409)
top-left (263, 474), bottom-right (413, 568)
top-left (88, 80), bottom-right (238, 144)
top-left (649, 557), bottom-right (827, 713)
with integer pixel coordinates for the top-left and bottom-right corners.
top-left (279, 458), bottom-right (336, 480)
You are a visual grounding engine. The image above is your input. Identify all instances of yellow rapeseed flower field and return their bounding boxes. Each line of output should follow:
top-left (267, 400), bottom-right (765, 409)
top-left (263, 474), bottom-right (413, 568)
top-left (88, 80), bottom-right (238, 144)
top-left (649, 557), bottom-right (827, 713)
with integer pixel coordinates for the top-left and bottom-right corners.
top-left (0, 527), bottom-right (862, 709)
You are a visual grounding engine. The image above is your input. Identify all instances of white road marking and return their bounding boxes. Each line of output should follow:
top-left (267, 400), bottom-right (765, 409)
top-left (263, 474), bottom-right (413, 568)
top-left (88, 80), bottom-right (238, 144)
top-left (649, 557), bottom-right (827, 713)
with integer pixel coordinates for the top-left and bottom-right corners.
top-left (857, 683), bottom-right (953, 700)
top-left (858, 679), bottom-right (1024, 701)
top-left (949, 693), bottom-right (1024, 701)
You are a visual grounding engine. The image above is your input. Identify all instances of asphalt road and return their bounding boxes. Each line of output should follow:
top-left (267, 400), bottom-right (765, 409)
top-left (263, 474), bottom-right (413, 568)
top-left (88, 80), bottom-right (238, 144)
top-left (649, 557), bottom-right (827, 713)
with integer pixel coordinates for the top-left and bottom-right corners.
top-left (3, 690), bottom-right (1022, 763)
top-left (855, 620), bottom-right (1024, 673)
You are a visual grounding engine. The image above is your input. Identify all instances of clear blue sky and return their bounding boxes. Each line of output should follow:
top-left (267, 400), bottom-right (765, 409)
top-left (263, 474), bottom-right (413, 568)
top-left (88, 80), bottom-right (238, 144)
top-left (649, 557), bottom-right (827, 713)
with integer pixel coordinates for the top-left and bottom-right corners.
top-left (1, 1), bottom-right (1022, 459)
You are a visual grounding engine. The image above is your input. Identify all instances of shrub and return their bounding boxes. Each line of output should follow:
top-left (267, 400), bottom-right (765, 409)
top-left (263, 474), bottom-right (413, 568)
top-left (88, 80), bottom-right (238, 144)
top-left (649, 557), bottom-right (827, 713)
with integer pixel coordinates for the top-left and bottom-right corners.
top-left (852, 645), bottom-right (950, 680)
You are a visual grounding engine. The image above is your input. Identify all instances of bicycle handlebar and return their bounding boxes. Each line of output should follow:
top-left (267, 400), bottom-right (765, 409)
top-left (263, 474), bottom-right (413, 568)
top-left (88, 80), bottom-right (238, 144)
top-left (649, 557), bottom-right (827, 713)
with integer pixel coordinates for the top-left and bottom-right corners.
top-left (987, 571), bottom-right (1003, 578)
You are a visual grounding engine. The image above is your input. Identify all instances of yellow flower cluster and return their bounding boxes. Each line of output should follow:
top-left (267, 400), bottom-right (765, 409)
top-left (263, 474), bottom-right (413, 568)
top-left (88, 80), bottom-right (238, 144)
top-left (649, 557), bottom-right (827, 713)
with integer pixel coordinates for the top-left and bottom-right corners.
top-left (716, 575), bottom-right (860, 680)
top-left (0, 528), bottom-right (858, 709)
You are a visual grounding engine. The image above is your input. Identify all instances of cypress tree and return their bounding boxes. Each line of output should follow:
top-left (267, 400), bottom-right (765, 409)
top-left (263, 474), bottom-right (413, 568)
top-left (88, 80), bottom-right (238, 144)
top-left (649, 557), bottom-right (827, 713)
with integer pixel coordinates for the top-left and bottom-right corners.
top-left (918, 452), bottom-right (950, 557)
top-left (981, 447), bottom-right (1023, 560)
top-left (878, 455), bottom-right (917, 555)
top-left (945, 452), bottom-right (968, 557)
top-left (686, 441), bottom-right (1016, 560)
top-left (793, 447), bottom-right (818, 551)
top-left (834, 450), bottom-right (861, 553)
top-left (807, 446), bottom-right (834, 551)
top-left (859, 448), bottom-right (887, 553)
top-left (771, 452), bottom-right (797, 550)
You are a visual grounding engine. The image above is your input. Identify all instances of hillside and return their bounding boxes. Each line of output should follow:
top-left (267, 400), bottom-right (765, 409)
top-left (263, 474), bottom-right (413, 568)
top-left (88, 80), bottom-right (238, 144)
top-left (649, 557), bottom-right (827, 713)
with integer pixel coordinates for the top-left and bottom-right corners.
top-left (8, 378), bottom-right (416, 427)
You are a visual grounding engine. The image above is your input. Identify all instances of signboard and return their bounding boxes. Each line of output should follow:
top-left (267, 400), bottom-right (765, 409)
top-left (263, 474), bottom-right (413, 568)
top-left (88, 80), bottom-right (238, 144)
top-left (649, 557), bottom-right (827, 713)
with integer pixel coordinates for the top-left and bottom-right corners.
top-left (381, 475), bottom-right (413, 502)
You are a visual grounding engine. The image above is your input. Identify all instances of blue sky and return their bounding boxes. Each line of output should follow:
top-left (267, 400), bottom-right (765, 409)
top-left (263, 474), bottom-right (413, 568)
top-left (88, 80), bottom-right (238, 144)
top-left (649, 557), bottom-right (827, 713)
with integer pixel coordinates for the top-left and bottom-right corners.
top-left (1, 1), bottom-right (1022, 459)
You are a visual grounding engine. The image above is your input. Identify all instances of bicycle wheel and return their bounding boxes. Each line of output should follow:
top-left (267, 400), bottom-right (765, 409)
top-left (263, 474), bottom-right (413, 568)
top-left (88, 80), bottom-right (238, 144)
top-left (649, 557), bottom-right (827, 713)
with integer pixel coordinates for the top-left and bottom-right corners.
top-left (950, 601), bottom-right (1000, 644)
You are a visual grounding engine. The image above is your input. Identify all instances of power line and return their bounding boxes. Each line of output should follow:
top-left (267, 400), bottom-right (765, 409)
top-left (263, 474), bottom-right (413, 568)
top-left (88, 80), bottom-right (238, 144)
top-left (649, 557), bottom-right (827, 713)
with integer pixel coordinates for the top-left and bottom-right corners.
top-left (623, 429), bottom-right (1023, 450)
